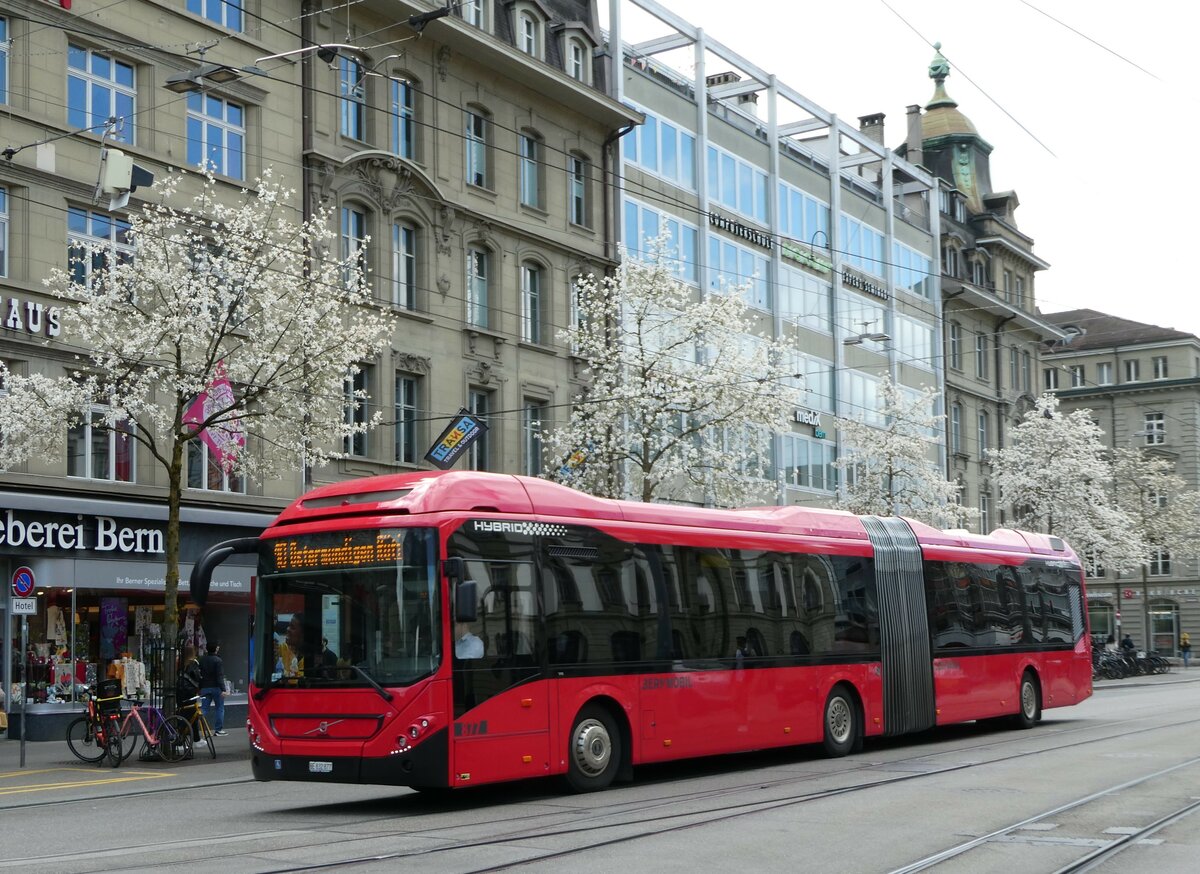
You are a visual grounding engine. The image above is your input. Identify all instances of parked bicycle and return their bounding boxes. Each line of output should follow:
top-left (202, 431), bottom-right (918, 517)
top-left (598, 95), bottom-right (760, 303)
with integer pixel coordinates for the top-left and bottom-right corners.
top-left (174, 694), bottom-right (217, 760)
top-left (112, 697), bottom-right (192, 764)
top-left (64, 679), bottom-right (124, 767)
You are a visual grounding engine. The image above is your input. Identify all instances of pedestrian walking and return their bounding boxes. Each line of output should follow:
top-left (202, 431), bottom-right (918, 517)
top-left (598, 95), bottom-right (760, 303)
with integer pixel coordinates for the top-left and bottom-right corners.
top-left (1182, 631), bottom-right (1192, 669)
top-left (198, 641), bottom-right (228, 736)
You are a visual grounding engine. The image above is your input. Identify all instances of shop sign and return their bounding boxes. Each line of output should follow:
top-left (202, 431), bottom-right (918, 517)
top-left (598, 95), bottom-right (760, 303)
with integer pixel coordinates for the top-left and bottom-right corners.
top-left (793, 409), bottom-right (822, 427)
top-left (840, 267), bottom-right (889, 301)
top-left (0, 508), bottom-right (164, 555)
top-left (780, 241), bottom-right (832, 273)
top-left (3, 295), bottom-right (63, 338)
top-left (709, 213), bottom-right (773, 251)
top-left (11, 597), bottom-right (37, 615)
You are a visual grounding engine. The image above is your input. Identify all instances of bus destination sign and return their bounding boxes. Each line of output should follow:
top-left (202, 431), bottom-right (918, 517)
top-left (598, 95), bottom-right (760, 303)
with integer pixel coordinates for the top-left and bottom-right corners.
top-left (270, 532), bottom-right (402, 572)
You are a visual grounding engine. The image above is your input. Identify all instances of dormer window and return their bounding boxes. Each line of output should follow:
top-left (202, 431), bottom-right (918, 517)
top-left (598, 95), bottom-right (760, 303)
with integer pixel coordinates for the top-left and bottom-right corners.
top-left (462, 0), bottom-right (489, 30)
top-left (519, 11), bottom-right (539, 56)
top-left (566, 37), bottom-right (589, 83)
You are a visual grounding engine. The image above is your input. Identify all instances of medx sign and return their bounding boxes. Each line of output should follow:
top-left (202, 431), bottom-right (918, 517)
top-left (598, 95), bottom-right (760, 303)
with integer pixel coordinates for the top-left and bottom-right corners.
top-left (0, 509), bottom-right (165, 555)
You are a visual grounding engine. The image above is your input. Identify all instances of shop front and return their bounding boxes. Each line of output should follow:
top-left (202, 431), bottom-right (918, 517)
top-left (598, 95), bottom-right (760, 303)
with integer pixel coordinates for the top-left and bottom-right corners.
top-left (2, 491), bottom-right (272, 740)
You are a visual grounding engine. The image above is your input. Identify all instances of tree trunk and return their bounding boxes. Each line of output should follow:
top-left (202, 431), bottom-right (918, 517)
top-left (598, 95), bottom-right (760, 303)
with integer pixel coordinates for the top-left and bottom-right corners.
top-left (162, 438), bottom-right (184, 714)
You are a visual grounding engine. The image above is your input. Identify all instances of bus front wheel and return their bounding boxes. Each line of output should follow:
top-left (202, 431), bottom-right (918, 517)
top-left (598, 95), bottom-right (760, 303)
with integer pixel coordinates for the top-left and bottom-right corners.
top-left (566, 704), bottom-right (621, 792)
top-left (822, 686), bottom-right (858, 757)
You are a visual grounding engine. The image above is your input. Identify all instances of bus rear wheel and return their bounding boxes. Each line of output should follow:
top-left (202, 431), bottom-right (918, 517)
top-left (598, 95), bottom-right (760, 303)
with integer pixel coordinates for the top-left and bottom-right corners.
top-left (566, 705), bottom-right (621, 792)
top-left (822, 686), bottom-right (858, 757)
top-left (1013, 672), bottom-right (1041, 729)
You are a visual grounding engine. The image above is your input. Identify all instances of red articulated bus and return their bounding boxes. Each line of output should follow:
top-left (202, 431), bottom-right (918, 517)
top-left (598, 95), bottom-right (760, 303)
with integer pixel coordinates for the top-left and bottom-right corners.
top-left (190, 470), bottom-right (1093, 792)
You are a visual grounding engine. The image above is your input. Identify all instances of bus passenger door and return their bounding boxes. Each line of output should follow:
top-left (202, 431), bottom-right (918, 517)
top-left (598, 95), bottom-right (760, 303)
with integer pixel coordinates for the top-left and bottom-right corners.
top-left (450, 549), bottom-right (549, 787)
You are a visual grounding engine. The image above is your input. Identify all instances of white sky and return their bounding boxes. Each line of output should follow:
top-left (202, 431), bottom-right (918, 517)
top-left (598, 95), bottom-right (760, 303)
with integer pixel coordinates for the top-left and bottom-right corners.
top-left (604, 0), bottom-right (1200, 335)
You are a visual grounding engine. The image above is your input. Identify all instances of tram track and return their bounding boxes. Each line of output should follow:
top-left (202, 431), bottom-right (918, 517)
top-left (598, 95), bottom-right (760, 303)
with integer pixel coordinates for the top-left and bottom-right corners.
top-left (4, 710), bottom-right (1196, 872)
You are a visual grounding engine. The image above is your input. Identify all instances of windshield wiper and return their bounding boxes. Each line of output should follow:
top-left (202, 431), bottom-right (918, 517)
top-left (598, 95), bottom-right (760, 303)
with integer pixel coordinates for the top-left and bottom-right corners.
top-left (348, 665), bottom-right (394, 702)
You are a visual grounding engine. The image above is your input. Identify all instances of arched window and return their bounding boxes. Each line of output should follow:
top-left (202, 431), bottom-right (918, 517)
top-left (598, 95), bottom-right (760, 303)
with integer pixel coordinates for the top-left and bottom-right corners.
top-left (520, 260), bottom-right (543, 343)
top-left (391, 219), bottom-right (419, 309)
top-left (518, 11), bottom-right (540, 57)
top-left (390, 76), bottom-right (418, 160)
top-left (465, 106), bottom-right (492, 188)
top-left (340, 203), bottom-right (371, 289)
top-left (1148, 599), bottom-right (1179, 655)
top-left (466, 245), bottom-right (491, 328)
top-left (566, 37), bottom-right (589, 83)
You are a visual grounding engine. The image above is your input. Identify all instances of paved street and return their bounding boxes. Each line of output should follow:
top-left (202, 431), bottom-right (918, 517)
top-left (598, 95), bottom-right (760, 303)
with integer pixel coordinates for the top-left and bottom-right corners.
top-left (1, 669), bottom-right (1198, 873)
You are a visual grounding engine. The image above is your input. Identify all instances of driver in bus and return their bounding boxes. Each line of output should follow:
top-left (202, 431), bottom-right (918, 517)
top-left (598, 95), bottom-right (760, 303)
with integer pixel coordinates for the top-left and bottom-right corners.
top-left (278, 613), bottom-right (305, 676)
top-left (454, 622), bottom-right (484, 660)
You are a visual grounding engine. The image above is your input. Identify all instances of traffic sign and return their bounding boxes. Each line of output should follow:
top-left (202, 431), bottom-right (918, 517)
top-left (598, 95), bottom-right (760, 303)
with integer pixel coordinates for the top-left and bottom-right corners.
top-left (11, 565), bottom-right (35, 598)
top-left (11, 598), bottom-right (37, 615)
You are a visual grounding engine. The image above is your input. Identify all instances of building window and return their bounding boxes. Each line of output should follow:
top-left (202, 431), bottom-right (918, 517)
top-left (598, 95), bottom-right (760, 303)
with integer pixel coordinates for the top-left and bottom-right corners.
top-left (186, 92), bottom-right (244, 180)
top-left (568, 154), bottom-right (591, 227)
top-left (1096, 361), bottom-right (1112, 385)
top-left (523, 399), bottom-right (546, 476)
top-left (838, 214), bottom-right (885, 277)
top-left (942, 245), bottom-right (959, 278)
top-left (566, 38), bottom-right (588, 82)
top-left (1153, 355), bottom-right (1168, 379)
top-left (462, 0), bottom-right (485, 27)
top-left (622, 198), bottom-right (699, 283)
top-left (892, 241), bottom-right (934, 299)
top-left (68, 206), bottom-right (132, 288)
top-left (186, 0), bottom-right (242, 30)
top-left (391, 221), bottom-right (417, 309)
top-left (68, 45), bottom-right (136, 143)
top-left (1015, 275), bottom-right (1025, 308)
top-left (1149, 547), bottom-right (1171, 577)
top-left (519, 132), bottom-right (543, 209)
top-left (1125, 359), bottom-right (1139, 382)
top-left (341, 206), bottom-right (368, 287)
top-left (467, 246), bottom-right (490, 328)
top-left (339, 56), bottom-right (366, 141)
top-left (1043, 367), bottom-right (1059, 390)
top-left (343, 367), bottom-right (371, 456)
top-left (975, 332), bottom-right (988, 379)
top-left (950, 403), bottom-right (962, 455)
top-left (187, 439), bottom-right (245, 492)
top-left (468, 388), bottom-right (490, 470)
top-left (1009, 346), bottom-right (1019, 390)
top-left (780, 434), bottom-right (838, 492)
top-left (520, 262), bottom-right (543, 344)
top-left (518, 11), bottom-right (540, 56)
top-left (979, 491), bottom-right (991, 534)
top-left (1069, 364), bottom-right (1085, 387)
top-left (67, 406), bottom-right (134, 481)
top-left (977, 409), bottom-right (989, 454)
top-left (0, 17), bottom-right (8, 104)
top-left (625, 106), bottom-right (698, 190)
top-left (1084, 551), bottom-right (1105, 578)
top-left (971, 259), bottom-right (987, 287)
top-left (1002, 269), bottom-right (1014, 302)
top-left (1022, 350), bottom-right (1031, 393)
top-left (709, 235), bottom-right (769, 309)
top-left (465, 108), bottom-right (491, 188)
top-left (390, 78), bottom-right (415, 159)
top-left (1144, 412), bottom-right (1165, 445)
top-left (948, 322), bottom-right (961, 370)
top-left (708, 144), bottom-right (769, 223)
top-left (394, 372), bottom-right (419, 464)
top-left (0, 187), bottom-right (7, 278)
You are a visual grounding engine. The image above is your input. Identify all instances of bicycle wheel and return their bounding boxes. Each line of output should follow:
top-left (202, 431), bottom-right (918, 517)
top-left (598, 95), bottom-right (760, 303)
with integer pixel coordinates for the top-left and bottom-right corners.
top-left (161, 715), bottom-right (193, 763)
top-left (66, 717), bottom-right (107, 763)
top-left (103, 717), bottom-right (124, 768)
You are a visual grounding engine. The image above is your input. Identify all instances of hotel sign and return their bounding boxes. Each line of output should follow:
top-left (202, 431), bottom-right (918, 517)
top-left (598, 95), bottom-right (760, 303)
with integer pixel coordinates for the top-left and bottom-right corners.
top-left (3, 294), bottom-right (62, 338)
top-left (709, 213), bottom-right (773, 251)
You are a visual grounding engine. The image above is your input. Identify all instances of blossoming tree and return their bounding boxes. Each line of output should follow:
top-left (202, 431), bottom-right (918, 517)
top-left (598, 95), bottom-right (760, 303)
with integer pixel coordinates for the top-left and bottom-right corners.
top-left (544, 234), bottom-right (800, 506)
top-left (833, 373), bottom-right (974, 528)
top-left (0, 171), bottom-right (393, 655)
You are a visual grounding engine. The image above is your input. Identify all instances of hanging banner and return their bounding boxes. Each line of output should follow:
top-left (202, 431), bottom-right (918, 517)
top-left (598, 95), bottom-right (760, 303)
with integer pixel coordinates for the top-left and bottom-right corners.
top-left (184, 361), bottom-right (244, 471)
top-left (425, 409), bottom-right (488, 470)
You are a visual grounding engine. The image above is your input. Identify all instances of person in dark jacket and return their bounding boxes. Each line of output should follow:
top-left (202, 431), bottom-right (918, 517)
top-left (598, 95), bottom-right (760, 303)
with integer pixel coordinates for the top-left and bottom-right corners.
top-left (198, 642), bottom-right (227, 736)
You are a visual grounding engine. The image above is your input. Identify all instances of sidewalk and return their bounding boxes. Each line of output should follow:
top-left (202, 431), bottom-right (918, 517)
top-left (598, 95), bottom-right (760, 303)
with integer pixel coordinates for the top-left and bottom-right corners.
top-left (0, 725), bottom-right (252, 808)
top-left (1093, 664), bottom-right (1200, 689)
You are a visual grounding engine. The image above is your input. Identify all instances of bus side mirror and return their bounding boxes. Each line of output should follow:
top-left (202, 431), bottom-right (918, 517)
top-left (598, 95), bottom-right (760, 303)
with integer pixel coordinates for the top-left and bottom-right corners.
top-left (455, 580), bottom-right (478, 623)
top-left (442, 557), bottom-right (465, 584)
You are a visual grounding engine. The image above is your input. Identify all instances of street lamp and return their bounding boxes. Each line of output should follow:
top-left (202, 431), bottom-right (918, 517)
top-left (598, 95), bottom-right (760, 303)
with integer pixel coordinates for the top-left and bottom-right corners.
top-left (843, 320), bottom-right (890, 346)
top-left (165, 62), bottom-right (257, 94)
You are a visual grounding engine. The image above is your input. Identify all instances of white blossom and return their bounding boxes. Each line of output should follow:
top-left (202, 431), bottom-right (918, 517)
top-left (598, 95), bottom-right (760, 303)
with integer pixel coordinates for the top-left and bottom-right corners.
top-left (1108, 446), bottom-right (1200, 574)
top-left (988, 394), bottom-right (1141, 564)
top-left (833, 373), bottom-right (974, 528)
top-left (0, 170), bottom-right (393, 647)
top-left (543, 232), bottom-right (800, 506)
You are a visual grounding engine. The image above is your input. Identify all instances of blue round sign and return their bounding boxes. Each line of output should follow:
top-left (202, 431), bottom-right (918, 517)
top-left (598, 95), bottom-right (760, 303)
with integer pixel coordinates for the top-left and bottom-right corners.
top-left (12, 566), bottom-right (35, 598)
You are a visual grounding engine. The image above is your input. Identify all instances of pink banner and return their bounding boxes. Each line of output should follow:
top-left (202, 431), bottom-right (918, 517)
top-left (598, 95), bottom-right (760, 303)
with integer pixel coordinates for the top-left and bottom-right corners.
top-left (184, 362), bottom-right (244, 471)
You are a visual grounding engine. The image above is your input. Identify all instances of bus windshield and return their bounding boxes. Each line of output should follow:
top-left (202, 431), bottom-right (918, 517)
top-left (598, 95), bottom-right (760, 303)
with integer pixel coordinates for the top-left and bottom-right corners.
top-left (255, 527), bottom-right (440, 690)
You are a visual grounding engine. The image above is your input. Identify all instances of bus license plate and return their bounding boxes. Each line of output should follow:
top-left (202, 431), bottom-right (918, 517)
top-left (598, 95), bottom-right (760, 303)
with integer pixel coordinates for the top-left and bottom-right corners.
top-left (308, 761), bottom-right (333, 773)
